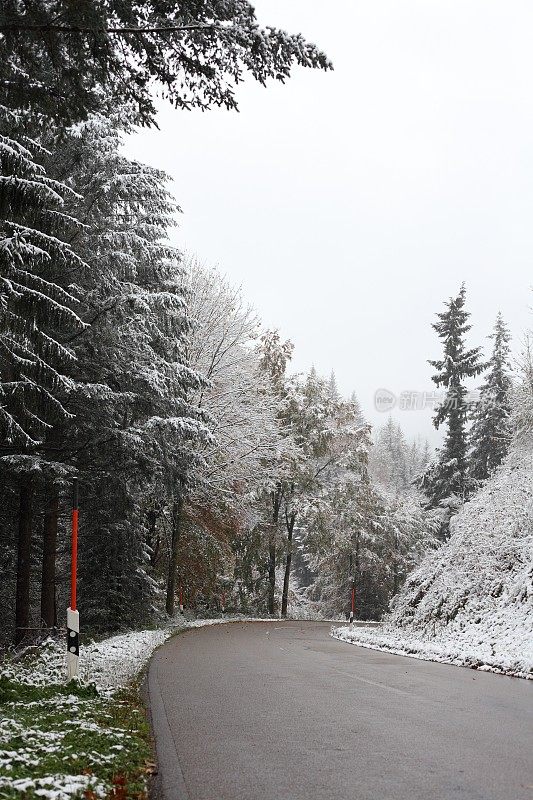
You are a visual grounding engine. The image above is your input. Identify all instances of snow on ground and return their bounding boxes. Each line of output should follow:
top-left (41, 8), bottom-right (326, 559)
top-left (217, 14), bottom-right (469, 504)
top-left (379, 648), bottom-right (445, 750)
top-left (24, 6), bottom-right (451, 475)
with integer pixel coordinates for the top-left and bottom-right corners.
top-left (332, 440), bottom-right (533, 680)
top-left (0, 774), bottom-right (107, 800)
top-left (1, 629), bottom-right (169, 692)
top-left (82, 628), bottom-right (169, 690)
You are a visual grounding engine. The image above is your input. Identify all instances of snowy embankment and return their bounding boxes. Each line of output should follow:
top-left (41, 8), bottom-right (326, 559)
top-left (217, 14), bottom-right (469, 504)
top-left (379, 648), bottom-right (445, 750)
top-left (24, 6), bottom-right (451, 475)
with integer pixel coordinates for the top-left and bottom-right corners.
top-left (0, 625), bottom-right (182, 800)
top-left (333, 441), bottom-right (533, 679)
top-left (1, 628), bottom-right (169, 693)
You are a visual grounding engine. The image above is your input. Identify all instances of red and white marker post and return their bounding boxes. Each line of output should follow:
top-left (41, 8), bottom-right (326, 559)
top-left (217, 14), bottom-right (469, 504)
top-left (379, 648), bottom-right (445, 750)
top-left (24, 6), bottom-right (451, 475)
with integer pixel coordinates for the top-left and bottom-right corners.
top-left (67, 479), bottom-right (80, 680)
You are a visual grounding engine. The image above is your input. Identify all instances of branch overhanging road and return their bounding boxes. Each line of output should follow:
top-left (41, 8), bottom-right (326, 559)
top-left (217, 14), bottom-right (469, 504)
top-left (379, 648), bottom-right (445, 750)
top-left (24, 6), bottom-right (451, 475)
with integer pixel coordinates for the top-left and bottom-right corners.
top-left (147, 621), bottom-right (533, 800)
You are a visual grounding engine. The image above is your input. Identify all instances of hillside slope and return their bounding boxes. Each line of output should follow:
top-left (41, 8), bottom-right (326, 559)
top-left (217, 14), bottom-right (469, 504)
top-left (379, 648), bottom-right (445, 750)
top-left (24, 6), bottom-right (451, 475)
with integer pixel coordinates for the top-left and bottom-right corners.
top-left (334, 437), bottom-right (533, 678)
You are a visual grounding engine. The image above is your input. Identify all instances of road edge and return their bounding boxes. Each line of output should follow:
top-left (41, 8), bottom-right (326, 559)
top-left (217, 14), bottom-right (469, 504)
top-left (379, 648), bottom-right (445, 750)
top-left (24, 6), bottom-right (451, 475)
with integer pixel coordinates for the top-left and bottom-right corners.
top-left (145, 647), bottom-right (190, 800)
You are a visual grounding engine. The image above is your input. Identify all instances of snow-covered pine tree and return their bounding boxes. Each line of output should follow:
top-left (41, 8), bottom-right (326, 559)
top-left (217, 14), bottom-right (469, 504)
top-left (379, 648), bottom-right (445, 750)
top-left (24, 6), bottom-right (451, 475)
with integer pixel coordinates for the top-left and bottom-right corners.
top-left (469, 313), bottom-right (513, 482)
top-left (407, 437), bottom-right (432, 485)
top-left (350, 391), bottom-right (366, 427)
top-left (0, 1), bottom-right (331, 127)
top-left (43, 112), bottom-right (209, 630)
top-left (514, 334), bottom-right (533, 438)
top-left (369, 417), bottom-right (409, 494)
top-left (369, 419), bottom-right (432, 495)
top-left (1, 107), bottom-right (85, 643)
top-left (328, 370), bottom-right (339, 401)
top-left (0, 110), bottom-right (84, 451)
top-left (422, 285), bottom-right (483, 510)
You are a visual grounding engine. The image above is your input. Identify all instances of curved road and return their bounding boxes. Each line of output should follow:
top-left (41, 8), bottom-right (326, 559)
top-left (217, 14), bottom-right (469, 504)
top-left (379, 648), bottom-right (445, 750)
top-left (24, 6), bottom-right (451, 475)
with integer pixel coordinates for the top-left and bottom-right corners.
top-left (147, 621), bottom-right (532, 800)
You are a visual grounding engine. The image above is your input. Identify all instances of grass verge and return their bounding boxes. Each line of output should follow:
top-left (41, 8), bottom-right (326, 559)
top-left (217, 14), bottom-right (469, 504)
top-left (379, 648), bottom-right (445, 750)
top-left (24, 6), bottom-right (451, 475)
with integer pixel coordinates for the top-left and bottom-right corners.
top-left (0, 674), bottom-right (153, 799)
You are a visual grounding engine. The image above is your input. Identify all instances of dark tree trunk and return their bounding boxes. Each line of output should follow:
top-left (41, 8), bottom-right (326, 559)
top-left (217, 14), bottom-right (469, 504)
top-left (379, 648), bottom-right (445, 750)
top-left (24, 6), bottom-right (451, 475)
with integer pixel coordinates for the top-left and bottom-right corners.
top-left (15, 482), bottom-right (34, 645)
top-left (268, 483), bottom-right (283, 614)
top-left (40, 491), bottom-right (59, 630)
top-left (166, 492), bottom-right (183, 616)
top-left (281, 508), bottom-right (296, 618)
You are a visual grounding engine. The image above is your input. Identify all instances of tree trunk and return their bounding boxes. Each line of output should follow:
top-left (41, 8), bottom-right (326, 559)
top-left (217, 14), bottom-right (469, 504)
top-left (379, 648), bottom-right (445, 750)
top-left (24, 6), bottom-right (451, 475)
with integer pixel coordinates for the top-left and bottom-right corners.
top-left (165, 492), bottom-right (183, 616)
top-left (281, 509), bottom-right (296, 618)
top-left (41, 491), bottom-right (59, 630)
top-left (268, 483), bottom-right (283, 614)
top-left (15, 482), bottom-right (34, 645)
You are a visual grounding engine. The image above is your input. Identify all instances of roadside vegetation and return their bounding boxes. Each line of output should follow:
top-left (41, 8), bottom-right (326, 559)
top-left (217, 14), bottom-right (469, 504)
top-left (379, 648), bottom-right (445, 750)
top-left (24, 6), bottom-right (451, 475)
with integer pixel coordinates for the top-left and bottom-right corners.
top-left (0, 639), bottom-right (155, 800)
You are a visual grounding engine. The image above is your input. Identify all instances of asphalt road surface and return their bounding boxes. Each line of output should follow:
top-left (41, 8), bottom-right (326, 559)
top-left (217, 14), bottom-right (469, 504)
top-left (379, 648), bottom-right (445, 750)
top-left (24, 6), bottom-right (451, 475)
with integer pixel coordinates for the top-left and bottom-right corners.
top-left (147, 621), bottom-right (533, 800)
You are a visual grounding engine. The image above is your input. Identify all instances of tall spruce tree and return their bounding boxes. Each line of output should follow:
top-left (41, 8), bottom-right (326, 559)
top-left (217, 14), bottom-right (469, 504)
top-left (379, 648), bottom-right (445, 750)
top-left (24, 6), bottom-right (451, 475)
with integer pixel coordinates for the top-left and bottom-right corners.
top-left (27, 112), bottom-right (209, 631)
top-left (469, 313), bottom-right (512, 482)
top-left (423, 285), bottom-right (483, 508)
top-left (1, 108), bottom-right (85, 642)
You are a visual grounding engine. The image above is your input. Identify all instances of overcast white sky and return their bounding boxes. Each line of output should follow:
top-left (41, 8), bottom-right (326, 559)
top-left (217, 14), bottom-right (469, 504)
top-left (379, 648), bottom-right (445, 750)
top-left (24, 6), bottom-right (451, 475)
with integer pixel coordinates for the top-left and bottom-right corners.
top-left (124, 0), bottom-right (533, 445)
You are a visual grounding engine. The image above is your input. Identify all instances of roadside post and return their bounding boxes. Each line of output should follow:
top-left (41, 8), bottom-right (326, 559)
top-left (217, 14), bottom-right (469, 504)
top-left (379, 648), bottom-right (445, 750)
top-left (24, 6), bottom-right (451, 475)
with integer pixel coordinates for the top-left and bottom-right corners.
top-left (179, 585), bottom-right (184, 613)
top-left (67, 479), bottom-right (79, 680)
top-left (221, 591), bottom-right (226, 615)
top-left (349, 553), bottom-right (355, 630)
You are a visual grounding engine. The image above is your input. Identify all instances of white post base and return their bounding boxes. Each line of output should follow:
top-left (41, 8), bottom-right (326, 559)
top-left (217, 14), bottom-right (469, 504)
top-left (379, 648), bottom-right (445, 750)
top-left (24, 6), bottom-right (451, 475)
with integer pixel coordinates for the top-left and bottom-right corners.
top-left (67, 607), bottom-right (79, 680)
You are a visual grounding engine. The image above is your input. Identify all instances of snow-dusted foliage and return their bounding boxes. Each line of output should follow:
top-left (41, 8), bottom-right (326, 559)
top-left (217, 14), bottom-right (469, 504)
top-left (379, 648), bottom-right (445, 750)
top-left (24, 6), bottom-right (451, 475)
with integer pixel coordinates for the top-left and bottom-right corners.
top-left (369, 417), bottom-right (431, 494)
top-left (0, 2), bottom-right (331, 127)
top-left (185, 261), bottom-right (283, 494)
top-left (335, 438), bottom-right (533, 678)
top-left (289, 376), bottom-right (439, 619)
top-left (51, 113), bottom-right (210, 629)
top-left (469, 313), bottom-right (513, 482)
top-left (0, 111), bottom-right (85, 449)
top-left (148, 262), bottom-right (288, 613)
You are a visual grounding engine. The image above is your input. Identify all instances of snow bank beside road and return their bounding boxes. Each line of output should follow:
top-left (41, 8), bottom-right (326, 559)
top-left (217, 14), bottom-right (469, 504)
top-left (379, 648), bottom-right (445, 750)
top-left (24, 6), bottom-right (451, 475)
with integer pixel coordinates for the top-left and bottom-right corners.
top-left (1, 628), bottom-right (170, 692)
top-left (333, 441), bottom-right (533, 680)
top-left (331, 621), bottom-right (532, 679)
top-left (82, 628), bottom-right (169, 689)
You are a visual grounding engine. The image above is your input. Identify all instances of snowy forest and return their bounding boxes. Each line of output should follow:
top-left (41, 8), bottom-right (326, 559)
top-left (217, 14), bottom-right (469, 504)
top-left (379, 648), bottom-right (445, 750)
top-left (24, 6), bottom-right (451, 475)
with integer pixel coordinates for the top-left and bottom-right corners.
top-left (1, 1), bottom-right (531, 653)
